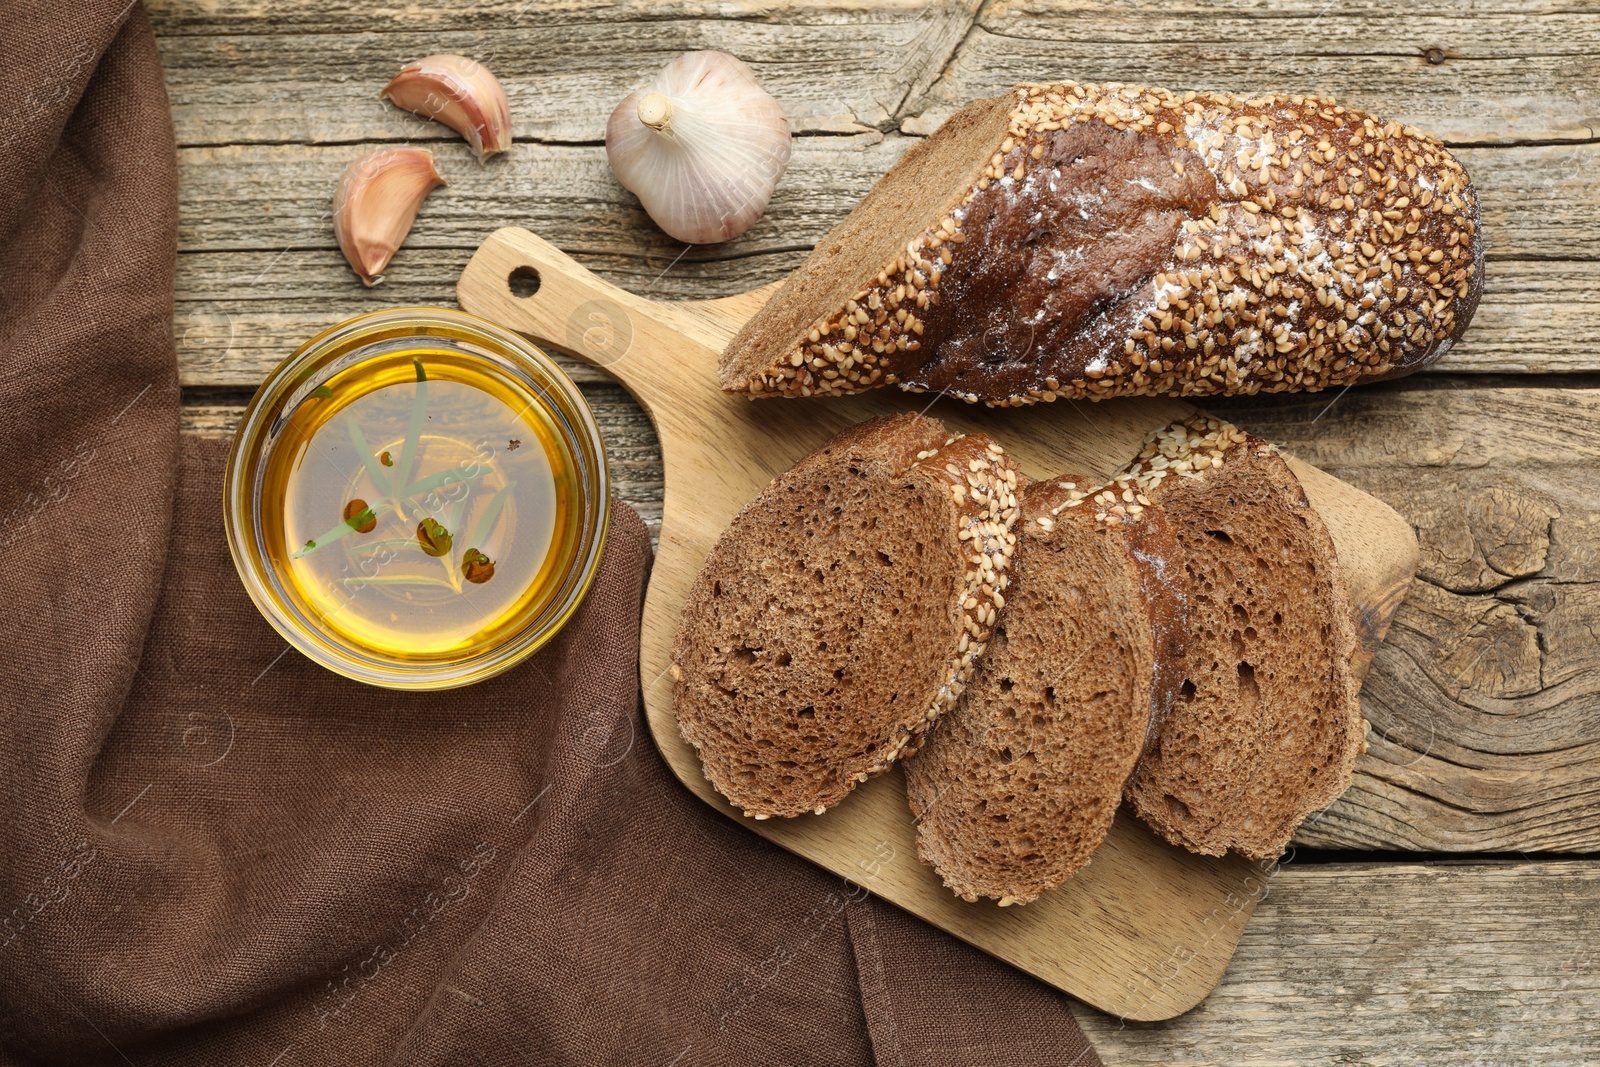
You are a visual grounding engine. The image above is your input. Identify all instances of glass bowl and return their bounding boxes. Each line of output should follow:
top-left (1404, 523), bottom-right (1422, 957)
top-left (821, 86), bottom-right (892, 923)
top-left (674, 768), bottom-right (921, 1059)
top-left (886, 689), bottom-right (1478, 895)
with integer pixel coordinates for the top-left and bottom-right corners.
top-left (224, 307), bottom-right (610, 689)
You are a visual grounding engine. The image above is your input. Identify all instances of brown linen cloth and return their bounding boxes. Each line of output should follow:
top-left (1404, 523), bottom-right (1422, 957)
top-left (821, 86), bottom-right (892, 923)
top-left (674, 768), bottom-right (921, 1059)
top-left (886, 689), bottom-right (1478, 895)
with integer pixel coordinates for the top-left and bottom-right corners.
top-left (0, 3), bottom-right (1104, 1064)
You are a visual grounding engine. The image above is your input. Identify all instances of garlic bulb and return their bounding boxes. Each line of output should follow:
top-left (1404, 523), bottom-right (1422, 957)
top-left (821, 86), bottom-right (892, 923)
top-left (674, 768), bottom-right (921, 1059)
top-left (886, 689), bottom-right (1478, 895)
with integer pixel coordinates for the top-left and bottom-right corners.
top-left (382, 54), bottom-right (512, 162)
top-left (606, 51), bottom-right (791, 245)
top-left (332, 146), bottom-right (446, 286)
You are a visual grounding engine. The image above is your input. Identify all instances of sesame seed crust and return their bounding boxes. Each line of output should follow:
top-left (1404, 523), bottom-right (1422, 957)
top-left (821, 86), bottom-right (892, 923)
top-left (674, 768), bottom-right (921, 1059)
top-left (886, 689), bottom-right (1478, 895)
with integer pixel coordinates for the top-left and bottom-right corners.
top-left (1036, 472), bottom-right (1154, 528)
top-left (870, 430), bottom-right (1022, 773)
top-left (730, 82), bottom-right (1481, 405)
top-left (1120, 411), bottom-right (1268, 493)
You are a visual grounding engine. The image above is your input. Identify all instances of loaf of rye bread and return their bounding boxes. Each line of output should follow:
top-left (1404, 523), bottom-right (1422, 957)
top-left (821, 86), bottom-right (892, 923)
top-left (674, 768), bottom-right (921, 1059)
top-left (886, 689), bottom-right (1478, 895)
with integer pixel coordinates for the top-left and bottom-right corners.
top-left (721, 83), bottom-right (1482, 405)
top-left (905, 472), bottom-right (1186, 904)
top-left (1119, 415), bottom-right (1364, 861)
top-left (670, 413), bottom-right (1021, 819)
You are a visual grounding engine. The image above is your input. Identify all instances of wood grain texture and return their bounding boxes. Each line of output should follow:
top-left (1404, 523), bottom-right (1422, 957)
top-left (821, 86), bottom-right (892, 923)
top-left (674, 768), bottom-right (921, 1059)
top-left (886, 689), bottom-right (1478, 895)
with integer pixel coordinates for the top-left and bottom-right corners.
top-left (907, 0), bottom-right (1600, 145)
top-left (166, 135), bottom-right (1600, 394)
top-left (147, 0), bottom-right (1600, 145)
top-left (174, 251), bottom-right (1600, 387)
top-left (149, 1), bottom-right (978, 141)
top-left (443, 227), bottom-right (1420, 1020)
top-left (1212, 380), bottom-right (1600, 853)
top-left (174, 139), bottom-right (1590, 259)
top-left (1074, 860), bottom-right (1600, 1065)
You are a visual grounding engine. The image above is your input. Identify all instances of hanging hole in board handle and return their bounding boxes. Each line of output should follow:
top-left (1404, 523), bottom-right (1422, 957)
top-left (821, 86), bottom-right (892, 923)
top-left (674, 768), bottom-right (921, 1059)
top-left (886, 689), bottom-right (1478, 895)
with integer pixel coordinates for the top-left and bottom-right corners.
top-left (507, 266), bottom-right (542, 299)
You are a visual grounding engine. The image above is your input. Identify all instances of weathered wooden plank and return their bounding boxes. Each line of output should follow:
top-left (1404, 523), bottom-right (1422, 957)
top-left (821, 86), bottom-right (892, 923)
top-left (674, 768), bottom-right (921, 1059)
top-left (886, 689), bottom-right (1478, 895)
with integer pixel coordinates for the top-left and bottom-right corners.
top-left (145, 0), bottom-right (951, 35)
top-left (907, 0), bottom-right (1600, 145)
top-left (147, 0), bottom-right (1600, 147)
top-left (1072, 860), bottom-right (1600, 1065)
top-left (1462, 261), bottom-right (1600, 374)
top-left (1211, 380), bottom-right (1600, 852)
top-left (167, 130), bottom-right (1600, 388)
top-left (172, 248), bottom-right (586, 386)
top-left (151, 3), bottom-right (982, 143)
top-left (145, 0), bottom-right (1600, 52)
top-left (171, 137), bottom-right (1598, 262)
top-left (170, 138), bottom-right (879, 256)
top-left (143, 0), bottom-right (1600, 34)
top-left (172, 251), bottom-right (1600, 387)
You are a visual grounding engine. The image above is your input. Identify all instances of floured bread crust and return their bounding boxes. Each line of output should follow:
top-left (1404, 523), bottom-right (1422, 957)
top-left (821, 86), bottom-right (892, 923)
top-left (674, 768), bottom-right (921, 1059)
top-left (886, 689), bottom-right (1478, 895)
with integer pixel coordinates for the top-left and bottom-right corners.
top-left (723, 83), bottom-right (1481, 405)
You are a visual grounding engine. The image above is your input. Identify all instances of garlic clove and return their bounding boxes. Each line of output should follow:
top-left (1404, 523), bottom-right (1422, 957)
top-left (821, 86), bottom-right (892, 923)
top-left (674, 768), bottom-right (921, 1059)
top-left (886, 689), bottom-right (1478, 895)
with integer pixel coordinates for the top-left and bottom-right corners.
top-left (382, 54), bottom-right (512, 162)
top-left (332, 146), bottom-right (446, 287)
top-left (606, 50), bottom-right (791, 245)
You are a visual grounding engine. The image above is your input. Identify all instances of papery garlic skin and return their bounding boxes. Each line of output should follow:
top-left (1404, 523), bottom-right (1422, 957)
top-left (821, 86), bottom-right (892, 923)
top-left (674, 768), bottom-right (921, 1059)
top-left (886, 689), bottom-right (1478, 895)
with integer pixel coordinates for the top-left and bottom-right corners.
top-left (606, 51), bottom-right (791, 245)
top-left (332, 147), bottom-right (446, 287)
top-left (382, 54), bottom-right (512, 162)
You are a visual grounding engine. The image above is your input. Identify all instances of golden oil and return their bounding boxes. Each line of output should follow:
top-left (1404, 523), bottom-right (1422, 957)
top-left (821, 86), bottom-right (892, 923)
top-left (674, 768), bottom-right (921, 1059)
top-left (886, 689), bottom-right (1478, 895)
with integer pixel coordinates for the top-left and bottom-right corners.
top-left (259, 346), bottom-right (585, 663)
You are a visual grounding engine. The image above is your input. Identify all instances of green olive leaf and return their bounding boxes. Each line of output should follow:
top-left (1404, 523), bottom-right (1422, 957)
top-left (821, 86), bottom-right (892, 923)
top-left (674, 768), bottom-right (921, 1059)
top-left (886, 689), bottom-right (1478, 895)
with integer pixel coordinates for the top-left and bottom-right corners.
top-left (344, 417), bottom-right (393, 500)
top-left (343, 499), bottom-right (377, 533)
top-left (463, 482), bottom-right (514, 556)
top-left (292, 502), bottom-right (393, 559)
top-left (394, 358), bottom-right (429, 492)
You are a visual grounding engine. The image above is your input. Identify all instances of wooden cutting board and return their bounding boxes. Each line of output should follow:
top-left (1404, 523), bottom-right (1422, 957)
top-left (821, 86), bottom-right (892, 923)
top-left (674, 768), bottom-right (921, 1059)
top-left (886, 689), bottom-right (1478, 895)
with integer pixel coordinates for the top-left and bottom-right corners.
top-left (457, 227), bottom-right (1420, 1021)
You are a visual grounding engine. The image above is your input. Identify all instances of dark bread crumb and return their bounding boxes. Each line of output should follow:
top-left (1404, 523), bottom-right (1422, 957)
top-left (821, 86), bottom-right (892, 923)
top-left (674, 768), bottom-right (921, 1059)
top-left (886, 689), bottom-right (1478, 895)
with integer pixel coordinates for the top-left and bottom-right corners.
top-left (1120, 415), bottom-right (1363, 861)
top-left (906, 472), bottom-right (1185, 904)
top-left (671, 413), bottom-right (1021, 819)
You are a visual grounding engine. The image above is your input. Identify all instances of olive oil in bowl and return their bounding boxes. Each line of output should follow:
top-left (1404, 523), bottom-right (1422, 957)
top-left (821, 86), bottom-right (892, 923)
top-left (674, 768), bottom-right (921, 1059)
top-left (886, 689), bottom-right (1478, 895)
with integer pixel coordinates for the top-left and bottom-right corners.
top-left (226, 309), bottom-right (609, 689)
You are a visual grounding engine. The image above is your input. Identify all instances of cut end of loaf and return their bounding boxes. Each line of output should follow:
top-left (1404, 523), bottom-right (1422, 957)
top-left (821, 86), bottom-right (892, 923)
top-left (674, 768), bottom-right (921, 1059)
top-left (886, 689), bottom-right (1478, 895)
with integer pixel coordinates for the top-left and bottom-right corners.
top-left (718, 92), bottom-right (1016, 399)
top-left (671, 413), bottom-right (1021, 819)
top-left (721, 82), bottom-right (1481, 406)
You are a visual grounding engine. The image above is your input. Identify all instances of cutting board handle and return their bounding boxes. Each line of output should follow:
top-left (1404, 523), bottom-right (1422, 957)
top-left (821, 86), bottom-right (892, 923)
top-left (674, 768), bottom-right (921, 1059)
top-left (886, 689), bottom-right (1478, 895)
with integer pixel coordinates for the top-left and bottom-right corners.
top-left (456, 227), bottom-right (780, 412)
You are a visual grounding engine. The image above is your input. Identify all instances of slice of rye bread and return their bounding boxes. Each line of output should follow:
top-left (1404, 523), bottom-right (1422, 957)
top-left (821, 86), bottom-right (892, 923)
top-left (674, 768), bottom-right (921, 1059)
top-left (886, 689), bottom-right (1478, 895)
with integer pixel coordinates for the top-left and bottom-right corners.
top-left (905, 472), bottom-right (1186, 905)
top-left (719, 83), bottom-right (1481, 406)
top-left (1119, 414), bottom-right (1364, 861)
top-left (670, 413), bottom-right (1022, 819)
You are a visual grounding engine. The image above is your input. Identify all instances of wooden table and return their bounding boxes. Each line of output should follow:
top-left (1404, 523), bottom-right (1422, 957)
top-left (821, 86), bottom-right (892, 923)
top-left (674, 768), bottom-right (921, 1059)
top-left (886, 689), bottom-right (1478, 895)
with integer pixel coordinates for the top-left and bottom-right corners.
top-left (149, 1), bottom-right (1599, 1061)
